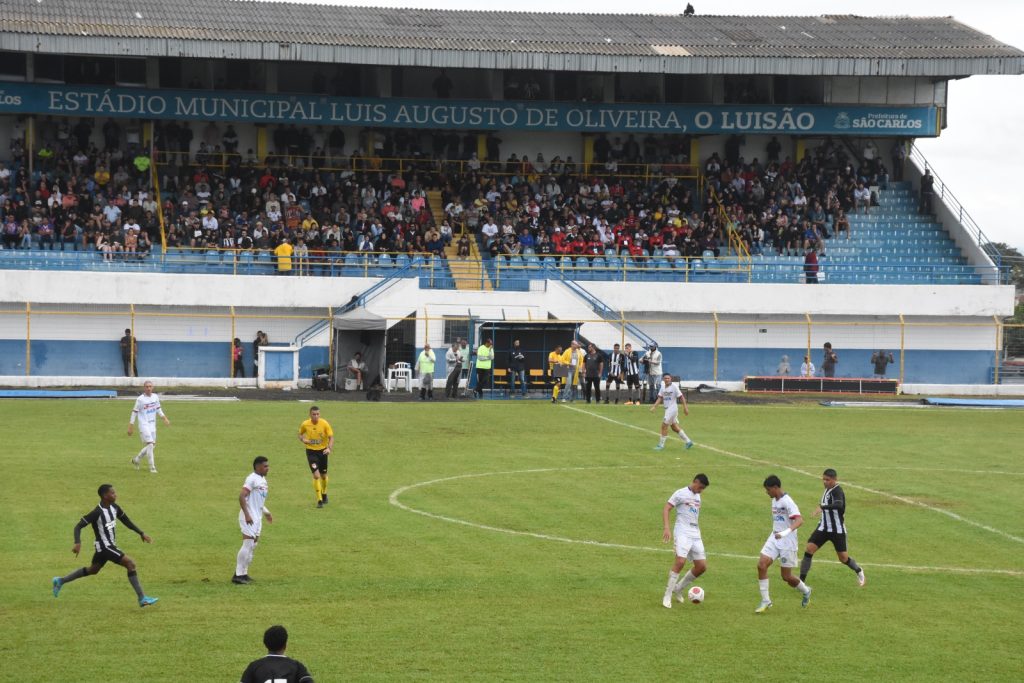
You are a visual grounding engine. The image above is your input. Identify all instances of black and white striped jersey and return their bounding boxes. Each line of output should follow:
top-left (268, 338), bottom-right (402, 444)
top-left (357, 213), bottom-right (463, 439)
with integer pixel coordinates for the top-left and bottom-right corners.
top-left (817, 484), bottom-right (847, 534)
top-left (77, 504), bottom-right (144, 552)
top-left (623, 351), bottom-right (641, 376)
top-left (608, 351), bottom-right (625, 376)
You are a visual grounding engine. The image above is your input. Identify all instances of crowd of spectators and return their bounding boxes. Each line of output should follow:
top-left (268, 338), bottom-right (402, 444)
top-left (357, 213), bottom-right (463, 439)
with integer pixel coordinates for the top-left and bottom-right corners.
top-left (441, 134), bottom-right (893, 266)
top-left (1, 117), bottom-right (159, 258)
top-left (708, 136), bottom-right (893, 259)
top-left (1, 118), bottom-right (899, 273)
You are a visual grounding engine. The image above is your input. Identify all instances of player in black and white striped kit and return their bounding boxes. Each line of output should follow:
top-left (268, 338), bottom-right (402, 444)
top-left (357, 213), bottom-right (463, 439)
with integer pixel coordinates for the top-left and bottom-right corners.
top-left (604, 343), bottom-right (625, 404)
top-left (800, 468), bottom-right (866, 587)
top-left (51, 484), bottom-right (159, 607)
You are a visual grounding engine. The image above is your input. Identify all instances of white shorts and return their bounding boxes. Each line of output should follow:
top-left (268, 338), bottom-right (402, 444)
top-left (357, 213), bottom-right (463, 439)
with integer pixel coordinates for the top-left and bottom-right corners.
top-left (138, 425), bottom-right (156, 444)
top-left (239, 514), bottom-right (262, 540)
top-left (673, 533), bottom-right (706, 561)
top-left (662, 407), bottom-right (679, 425)
top-left (759, 535), bottom-right (798, 568)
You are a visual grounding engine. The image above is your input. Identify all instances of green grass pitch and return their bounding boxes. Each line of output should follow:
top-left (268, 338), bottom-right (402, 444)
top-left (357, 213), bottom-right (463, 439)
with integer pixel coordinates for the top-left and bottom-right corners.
top-left (3, 397), bottom-right (1023, 681)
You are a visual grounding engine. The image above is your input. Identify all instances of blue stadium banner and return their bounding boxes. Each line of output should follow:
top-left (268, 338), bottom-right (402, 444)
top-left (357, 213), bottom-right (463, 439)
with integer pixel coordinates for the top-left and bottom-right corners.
top-left (0, 83), bottom-right (938, 135)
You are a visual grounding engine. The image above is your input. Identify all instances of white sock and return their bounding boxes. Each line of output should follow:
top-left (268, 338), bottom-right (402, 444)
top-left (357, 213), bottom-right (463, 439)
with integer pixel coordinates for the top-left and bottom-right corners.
top-left (758, 579), bottom-right (770, 601)
top-left (134, 446), bottom-right (147, 463)
top-left (658, 436), bottom-right (667, 446)
top-left (677, 429), bottom-right (691, 442)
top-left (666, 571), bottom-right (679, 595)
top-left (146, 444), bottom-right (156, 469)
top-left (795, 580), bottom-right (811, 595)
top-left (236, 538), bottom-right (255, 576)
top-left (675, 570), bottom-right (696, 593)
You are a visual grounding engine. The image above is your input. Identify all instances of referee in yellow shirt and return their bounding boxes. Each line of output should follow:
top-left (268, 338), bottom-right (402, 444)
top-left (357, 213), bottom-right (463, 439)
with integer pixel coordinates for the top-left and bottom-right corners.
top-left (298, 406), bottom-right (334, 508)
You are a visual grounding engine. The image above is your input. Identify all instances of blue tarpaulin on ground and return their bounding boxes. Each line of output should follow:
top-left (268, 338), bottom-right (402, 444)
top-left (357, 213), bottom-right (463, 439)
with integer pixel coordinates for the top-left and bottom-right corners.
top-left (0, 389), bottom-right (117, 399)
top-left (923, 398), bottom-right (1024, 408)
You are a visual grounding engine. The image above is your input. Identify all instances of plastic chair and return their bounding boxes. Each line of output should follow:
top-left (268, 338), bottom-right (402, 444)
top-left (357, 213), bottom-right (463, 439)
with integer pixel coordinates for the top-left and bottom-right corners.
top-left (387, 362), bottom-right (413, 392)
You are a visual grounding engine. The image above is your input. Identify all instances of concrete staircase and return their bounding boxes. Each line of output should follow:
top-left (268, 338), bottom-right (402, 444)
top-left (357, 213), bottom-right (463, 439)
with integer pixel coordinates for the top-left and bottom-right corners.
top-left (425, 189), bottom-right (491, 291)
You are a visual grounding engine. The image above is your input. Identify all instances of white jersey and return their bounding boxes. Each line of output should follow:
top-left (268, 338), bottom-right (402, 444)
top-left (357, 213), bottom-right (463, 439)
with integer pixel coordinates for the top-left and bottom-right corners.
top-left (240, 472), bottom-right (269, 523)
top-left (770, 493), bottom-right (801, 548)
top-left (658, 383), bottom-right (682, 409)
top-left (667, 486), bottom-right (702, 538)
top-left (131, 394), bottom-right (163, 426)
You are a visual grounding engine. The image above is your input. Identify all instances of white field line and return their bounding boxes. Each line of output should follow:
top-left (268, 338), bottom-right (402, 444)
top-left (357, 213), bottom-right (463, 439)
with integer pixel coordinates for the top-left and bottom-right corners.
top-left (803, 464), bottom-right (1024, 477)
top-left (561, 405), bottom-right (1024, 546)
top-left (388, 467), bottom-right (1024, 578)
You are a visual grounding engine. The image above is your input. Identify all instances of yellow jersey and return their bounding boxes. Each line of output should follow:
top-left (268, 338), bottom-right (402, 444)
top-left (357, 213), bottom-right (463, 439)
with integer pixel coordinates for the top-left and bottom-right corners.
top-left (299, 418), bottom-right (333, 451)
top-left (547, 351), bottom-right (561, 372)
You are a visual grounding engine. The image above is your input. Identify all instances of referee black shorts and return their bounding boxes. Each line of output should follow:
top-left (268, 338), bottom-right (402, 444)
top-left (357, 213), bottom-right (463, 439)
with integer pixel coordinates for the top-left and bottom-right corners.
top-left (90, 545), bottom-right (125, 568)
top-left (306, 448), bottom-right (329, 474)
top-left (807, 528), bottom-right (848, 553)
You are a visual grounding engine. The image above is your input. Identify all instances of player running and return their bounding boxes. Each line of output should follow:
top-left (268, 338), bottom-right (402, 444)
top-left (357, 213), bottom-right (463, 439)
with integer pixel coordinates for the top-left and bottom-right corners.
top-left (51, 484), bottom-right (158, 607)
top-left (650, 373), bottom-right (693, 450)
top-left (234, 456), bottom-right (272, 585)
top-left (755, 475), bottom-right (812, 613)
top-left (298, 406), bottom-right (334, 508)
top-left (800, 468), bottom-right (866, 587)
top-left (661, 473), bottom-right (710, 608)
top-left (128, 380), bottom-right (170, 473)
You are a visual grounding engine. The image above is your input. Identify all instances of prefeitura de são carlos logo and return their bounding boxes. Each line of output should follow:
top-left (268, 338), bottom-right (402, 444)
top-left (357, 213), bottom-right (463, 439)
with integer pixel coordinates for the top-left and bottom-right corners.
top-left (833, 112), bottom-right (851, 129)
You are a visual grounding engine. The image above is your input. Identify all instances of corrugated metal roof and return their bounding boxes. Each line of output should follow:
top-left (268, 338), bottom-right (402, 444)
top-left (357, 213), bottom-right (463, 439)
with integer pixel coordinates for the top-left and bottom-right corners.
top-left (1, 2), bottom-right (1022, 76)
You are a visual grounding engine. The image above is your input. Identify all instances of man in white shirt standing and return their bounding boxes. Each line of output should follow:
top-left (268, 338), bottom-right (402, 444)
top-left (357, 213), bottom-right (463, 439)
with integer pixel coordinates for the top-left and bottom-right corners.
top-left (755, 475), bottom-right (812, 613)
top-left (650, 374), bottom-right (693, 450)
top-left (644, 343), bottom-right (663, 404)
top-left (234, 456), bottom-right (272, 585)
top-left (661, 473), bottom-right (710, 608)
top-left (128, 381), bottom-right (170, 473)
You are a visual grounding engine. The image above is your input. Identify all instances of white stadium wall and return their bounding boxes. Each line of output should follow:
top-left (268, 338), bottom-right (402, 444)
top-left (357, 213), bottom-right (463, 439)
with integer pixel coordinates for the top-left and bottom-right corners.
top-left (0, 270), bottom-right (1014, 387)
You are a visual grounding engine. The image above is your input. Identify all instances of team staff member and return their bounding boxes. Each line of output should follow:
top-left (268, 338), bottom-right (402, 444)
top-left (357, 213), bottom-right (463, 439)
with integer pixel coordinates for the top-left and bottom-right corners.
top-left (298, 406), bottom-right (334, 508)
top-left (558, 340), bottom-right (585, 402)
top-left (800, 468), bottom-right (865, 587)
top-left (474, 338), bottom-right (494, 399)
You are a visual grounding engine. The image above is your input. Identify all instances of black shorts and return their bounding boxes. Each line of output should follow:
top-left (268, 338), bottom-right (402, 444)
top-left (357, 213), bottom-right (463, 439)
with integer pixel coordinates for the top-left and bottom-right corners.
top-left (306, 449), bottom-right (329, 474)
top-left (807, 528), bottom-right (847, 553)
top-left (626, 374), bottom-right (640, 388)
top-left (90, 545), bottom-right (125, 568)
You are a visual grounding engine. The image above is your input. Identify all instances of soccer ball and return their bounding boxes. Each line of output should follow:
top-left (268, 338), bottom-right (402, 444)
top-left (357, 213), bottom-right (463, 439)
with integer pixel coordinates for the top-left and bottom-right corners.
top-left (687, 586), bottom-right (705, 604)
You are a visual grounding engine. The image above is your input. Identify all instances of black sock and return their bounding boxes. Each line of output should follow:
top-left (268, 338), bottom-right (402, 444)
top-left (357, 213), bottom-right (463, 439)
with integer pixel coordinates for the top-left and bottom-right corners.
top-left (799, 553), bottom-right (814, 582)
top-left (61, 567), bottom-right (89, 584)
top-left (127, 570), bottom-right (145, 599)
top-left (845, 557), bottom-right (862, 573)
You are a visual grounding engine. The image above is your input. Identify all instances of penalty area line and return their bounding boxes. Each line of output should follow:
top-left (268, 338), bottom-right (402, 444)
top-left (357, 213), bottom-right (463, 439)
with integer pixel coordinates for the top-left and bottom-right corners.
top-left (560, 405), bottom-right (1024, 546)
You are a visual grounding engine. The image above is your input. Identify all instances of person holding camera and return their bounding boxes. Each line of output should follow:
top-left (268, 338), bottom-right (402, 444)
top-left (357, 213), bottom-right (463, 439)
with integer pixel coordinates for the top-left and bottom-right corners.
top-left (822, 342), bottom-right (839, 378)
top-left (445, 342), bottom-right (463, 398)
top-left (871, 349), bottom-right (895, 379)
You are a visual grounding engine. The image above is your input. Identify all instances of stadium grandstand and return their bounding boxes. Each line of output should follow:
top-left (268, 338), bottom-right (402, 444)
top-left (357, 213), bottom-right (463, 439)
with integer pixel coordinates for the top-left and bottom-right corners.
top-left (0, 3), bottom-right (1022, 389)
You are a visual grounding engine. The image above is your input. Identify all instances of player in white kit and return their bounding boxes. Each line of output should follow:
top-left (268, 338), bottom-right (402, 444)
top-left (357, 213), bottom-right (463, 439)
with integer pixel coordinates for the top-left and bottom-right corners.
top-left (234, 456), bottom-right (272, 585)
top-left (650, 374), bottom-right (693, 450)
top-left (755, 475), bottom-right (812, 613)
top-left (128, 381), bottom-right (171, 473)
top-left (661, 473), bottom-right (710, 608)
